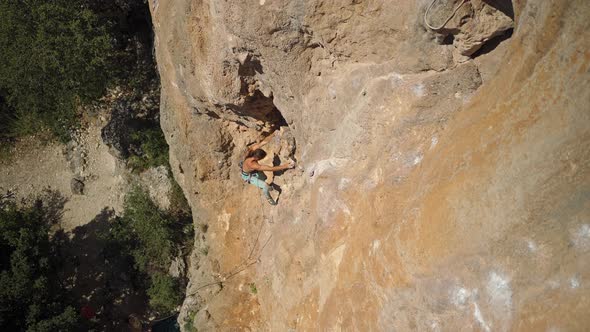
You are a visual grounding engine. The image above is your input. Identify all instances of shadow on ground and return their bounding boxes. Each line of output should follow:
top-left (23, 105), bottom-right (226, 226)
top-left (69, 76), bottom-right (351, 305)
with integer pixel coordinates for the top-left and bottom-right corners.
top-left (54, 207), bottom-right (150, 332)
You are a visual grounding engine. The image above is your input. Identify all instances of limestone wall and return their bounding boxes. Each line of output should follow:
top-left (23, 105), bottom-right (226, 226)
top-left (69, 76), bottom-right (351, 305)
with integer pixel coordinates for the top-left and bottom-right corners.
top-left (150, 0), bottom-right (590, 330)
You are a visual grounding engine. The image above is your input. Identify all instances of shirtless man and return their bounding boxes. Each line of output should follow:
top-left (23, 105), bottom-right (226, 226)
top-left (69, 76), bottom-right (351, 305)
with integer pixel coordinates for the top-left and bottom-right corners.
top-left (241, 131), bottom-right (295, 205)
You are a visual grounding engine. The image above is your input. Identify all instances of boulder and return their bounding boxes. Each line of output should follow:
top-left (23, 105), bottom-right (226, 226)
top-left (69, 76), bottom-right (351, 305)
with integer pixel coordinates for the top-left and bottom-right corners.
top-left (168, 254), bottom-right (187, 279)
top-left (70, 177), bottom-right (85, 195)
top-left (101, 102), bottom-right (132, 159)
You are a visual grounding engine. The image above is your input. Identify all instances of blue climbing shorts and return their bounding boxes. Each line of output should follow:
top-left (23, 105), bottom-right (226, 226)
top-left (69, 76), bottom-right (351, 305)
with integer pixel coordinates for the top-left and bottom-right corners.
top-left (241, 171), bottom-right (269, 190)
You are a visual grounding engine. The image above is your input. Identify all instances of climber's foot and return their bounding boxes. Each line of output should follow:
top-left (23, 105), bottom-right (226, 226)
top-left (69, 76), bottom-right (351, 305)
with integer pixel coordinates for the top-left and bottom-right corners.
top-left (266, 196), bottom-right (277, 205)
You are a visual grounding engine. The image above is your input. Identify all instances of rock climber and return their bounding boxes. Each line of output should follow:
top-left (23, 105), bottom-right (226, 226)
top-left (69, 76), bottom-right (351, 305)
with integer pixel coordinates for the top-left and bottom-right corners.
top-left (241, 130), bottom-right (295, 205)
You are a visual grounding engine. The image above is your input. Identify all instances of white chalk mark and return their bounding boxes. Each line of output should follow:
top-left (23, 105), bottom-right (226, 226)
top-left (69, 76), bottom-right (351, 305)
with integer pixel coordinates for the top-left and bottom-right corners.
top-left (328, 84), bottom-right (337, 99)
top-left (370, 240), bottom-right (380, 256)
top-left (412, 83), bottom-right (426, 97)
top-left (218, 211), bottom-right (231, 232)
top-left (569, 276), bottom-right (580, 289)
top-left (430, 136), bottom-right (438, 149)
top-left (527, 239), bottom-right (538, 252)
top-left (308, 158), bottom-right (348, 182)
top-left (318, 244), bottom-right (346, 310)
top-left (547, 279), bottom-right (560, 289)
top-left (571, 224), bottom-right (590, 251)
top-left (413, 154), bottom-right (423, 165)
top-left (338, 178), bottom-right (351, 190)
top-left (376, 71), bottom-right (404, 86)
top-left (430, 320), bottom-right (441, 332)
top-left (451, 287), bottom-right (471, 307)
top-left (473, 302), bottom-right (491, 332)
top-left (487, 271), bottom-right (512, 308)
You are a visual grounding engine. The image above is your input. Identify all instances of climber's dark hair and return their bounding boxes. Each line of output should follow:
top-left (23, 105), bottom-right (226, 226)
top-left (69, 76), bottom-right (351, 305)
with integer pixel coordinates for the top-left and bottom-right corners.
top-left (247, 148), bottom-right (267, 160)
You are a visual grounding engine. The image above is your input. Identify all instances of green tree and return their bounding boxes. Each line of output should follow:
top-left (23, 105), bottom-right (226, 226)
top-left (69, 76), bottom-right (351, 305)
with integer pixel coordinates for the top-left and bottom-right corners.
top-left (117, 186), bottom-right (174, 272)
top-left (0, 0), bottom-right (113, 140)
top-left (128, 127), bottom-right (170, 173)
top-left (103, 186), bottom-right (190, 314)
top-left (147, 273), bottom-right (183, 313)
top-left (0, 200), bottom-right (80, 331)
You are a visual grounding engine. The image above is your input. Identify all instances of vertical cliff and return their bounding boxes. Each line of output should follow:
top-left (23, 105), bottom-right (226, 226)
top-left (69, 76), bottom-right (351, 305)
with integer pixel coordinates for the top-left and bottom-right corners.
top-left (150, 0), bottom-right (590, 330)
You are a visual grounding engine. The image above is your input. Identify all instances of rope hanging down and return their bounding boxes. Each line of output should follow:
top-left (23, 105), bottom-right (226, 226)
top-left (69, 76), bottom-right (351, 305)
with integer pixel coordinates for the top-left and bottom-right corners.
top-left (188, 196), bottom-right (274, 295)
top-left (424, 0), bottom-right (468, 30)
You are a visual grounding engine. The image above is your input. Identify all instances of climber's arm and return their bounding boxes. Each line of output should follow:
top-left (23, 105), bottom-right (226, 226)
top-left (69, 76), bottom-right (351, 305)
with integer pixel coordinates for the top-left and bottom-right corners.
top-left (248, 159), bottom-right (295, 172)
top-left (248, 131), bottom-right (276, 152)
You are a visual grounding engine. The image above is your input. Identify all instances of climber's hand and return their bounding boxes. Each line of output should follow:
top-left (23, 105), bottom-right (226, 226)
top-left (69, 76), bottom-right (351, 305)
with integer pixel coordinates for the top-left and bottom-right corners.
top-left (261, 130), bottom-right (276, 143)
top-left (288, 160), bottom-right (296, 169)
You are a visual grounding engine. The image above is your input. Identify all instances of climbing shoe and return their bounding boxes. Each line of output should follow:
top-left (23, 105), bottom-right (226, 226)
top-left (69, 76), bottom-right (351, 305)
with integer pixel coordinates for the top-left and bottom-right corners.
top-left (266, 195), bottom-right (277, 205)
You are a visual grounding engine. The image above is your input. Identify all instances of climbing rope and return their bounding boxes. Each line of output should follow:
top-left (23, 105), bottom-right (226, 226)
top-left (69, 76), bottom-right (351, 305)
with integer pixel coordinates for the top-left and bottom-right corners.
top-left (424, 0), bottom-right (468, 30)
top-left (188, 187), bottom-right (274, 295)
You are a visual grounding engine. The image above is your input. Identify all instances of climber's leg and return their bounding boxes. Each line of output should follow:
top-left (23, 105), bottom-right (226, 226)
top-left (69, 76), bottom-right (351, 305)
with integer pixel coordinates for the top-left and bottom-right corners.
top-left (261, 182), bottom-right (277, 205)
top-left (247, 175), bottom-right (277, 205)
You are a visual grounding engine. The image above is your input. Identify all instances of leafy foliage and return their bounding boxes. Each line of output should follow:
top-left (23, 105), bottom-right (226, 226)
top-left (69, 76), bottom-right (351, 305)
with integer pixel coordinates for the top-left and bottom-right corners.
top-left (249, 283), bottom-right (258, 294)
top-left (0, 0), bottom-right (158, 143)
top-left (83, 0), bottom-right (158, 91)
top-left (147, 273), bottom-right (183, 313)
top-left (117, 186), bottom-right (173, 272)
top-left (0, 199), bottom-right (80, 331)
top-left (128, 128), bottom-right (170, 173)
top-left (103, 186), bottom-right (192, 314)
top-left (0, 0), bottom-right (113, 141)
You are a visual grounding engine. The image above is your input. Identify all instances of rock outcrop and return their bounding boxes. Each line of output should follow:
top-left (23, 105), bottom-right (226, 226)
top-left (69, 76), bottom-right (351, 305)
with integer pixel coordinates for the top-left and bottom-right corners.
top-left (426, 0), bottom-right (514, 62)
top-left (150, 0), bottom-right (590, 330)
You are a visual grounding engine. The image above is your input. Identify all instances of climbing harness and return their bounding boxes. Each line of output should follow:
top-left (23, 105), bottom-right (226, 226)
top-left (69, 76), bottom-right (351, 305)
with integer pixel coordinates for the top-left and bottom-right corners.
top-left (239, 161), bottom-right (252, 182)
top-left (240, 160), bottom-right (277, 205)
top-left (424, 0), bottom-right (468, 30)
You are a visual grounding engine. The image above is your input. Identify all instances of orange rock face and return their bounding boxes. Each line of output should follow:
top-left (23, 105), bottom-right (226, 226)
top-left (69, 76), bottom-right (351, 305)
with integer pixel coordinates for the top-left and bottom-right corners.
top-left (150, 0), bottom-right (590, 330)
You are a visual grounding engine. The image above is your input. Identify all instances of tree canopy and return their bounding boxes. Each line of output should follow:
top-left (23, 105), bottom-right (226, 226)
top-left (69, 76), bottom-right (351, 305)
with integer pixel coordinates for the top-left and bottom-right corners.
top-left (0, 199), bottom-right (80, 331)
top-left (0, 0), bottom-right (113, 140)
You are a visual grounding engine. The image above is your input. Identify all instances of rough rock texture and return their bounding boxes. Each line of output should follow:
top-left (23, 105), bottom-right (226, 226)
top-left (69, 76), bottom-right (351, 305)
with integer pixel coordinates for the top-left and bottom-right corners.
top-left (100, 90), bottom-right (161, 160)
top-left (138, 165), bottom-right (173, 210)
top-left (450, 0), bottom-right (513, 58)
top-left (150, 0), bottom-right (590, 330)
top-left (101, 102), bottom-right (134, 159)
top-left (70, 177), bottom-right (85, 195)
top-left (0, 123), bottom-right (128, 232)
top-left (169, 252), bottom-right (188, 279)
top-left (427, 0), bottom-right (514, 62)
